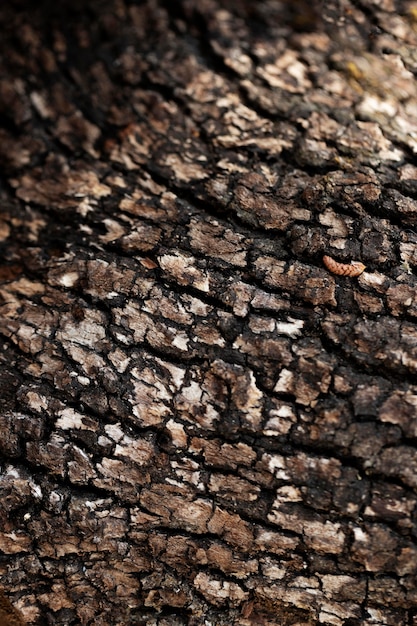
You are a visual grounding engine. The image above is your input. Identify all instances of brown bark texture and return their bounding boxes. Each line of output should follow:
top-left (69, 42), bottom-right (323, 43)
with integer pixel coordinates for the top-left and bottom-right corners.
top-left (1, 0), bottom-right (417, 624)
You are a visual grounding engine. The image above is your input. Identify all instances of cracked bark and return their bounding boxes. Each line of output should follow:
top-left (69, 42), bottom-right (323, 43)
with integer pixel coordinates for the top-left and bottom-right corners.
top-left (1, 1), bottom-right (417, 625)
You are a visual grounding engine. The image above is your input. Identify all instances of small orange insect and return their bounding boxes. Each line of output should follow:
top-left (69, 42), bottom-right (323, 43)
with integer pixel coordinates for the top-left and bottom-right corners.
top-left (323, 254), bottom-right (366, 277)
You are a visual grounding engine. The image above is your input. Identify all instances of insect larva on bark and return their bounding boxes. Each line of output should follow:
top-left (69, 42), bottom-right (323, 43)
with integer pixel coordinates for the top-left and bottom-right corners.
top-left (323, 255), bottom-right (366, 277)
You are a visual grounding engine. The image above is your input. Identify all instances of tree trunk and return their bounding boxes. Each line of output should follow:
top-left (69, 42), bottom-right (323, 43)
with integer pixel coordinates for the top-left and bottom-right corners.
top-left (1, 1), bottom-right (417, 624)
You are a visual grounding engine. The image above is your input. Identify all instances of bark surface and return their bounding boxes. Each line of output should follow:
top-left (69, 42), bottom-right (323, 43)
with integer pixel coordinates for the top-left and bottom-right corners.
top-left (1, 1), bottom-right (417, 624)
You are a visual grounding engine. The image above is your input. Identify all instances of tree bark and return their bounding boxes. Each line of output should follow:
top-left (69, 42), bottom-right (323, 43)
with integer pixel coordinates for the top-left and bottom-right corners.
top-left (1, 1), bottom-right (417, 624)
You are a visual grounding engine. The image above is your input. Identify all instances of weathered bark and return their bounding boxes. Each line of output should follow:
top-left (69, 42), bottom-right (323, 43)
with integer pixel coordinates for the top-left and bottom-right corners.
top-left (1, 0), bottom-right (417, 624)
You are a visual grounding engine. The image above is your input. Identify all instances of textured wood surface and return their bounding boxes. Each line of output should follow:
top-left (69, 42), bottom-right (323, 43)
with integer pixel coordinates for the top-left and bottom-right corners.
top-left (1, 1), bottom-right (417, 624)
